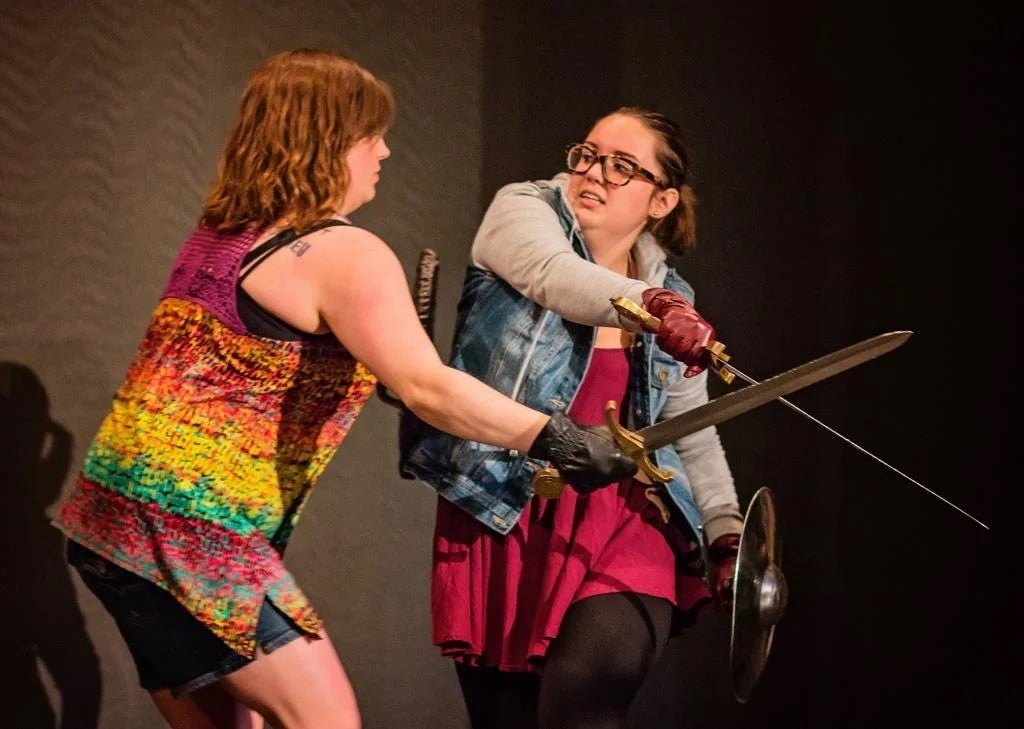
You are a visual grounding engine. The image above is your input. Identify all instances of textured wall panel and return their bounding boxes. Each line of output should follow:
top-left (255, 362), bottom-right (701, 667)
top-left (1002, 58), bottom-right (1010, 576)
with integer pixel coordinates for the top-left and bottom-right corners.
top-left (0, 1), bottom-right (480, 727)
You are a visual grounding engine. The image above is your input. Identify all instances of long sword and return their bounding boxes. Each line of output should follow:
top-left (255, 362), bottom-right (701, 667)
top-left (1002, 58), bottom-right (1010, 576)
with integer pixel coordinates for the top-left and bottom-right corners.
top-left (605, 297), bottom-right (989, 530)
top-left (533, 327), bottom-right (910, 498)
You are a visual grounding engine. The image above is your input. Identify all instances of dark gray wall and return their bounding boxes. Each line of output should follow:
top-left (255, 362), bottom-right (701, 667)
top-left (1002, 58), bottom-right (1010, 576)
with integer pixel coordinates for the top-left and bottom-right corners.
top-left (2, 1), bottom-right (1016, 727)
top-left (1, 1), bottom-right (482, 727)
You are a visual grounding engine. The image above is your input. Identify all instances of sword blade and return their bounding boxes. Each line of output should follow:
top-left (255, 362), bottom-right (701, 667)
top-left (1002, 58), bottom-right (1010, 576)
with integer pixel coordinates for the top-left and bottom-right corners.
top-left (638, 331), bottom-right (912, 449)
top-left (722, 362), bottom-right (990, 530)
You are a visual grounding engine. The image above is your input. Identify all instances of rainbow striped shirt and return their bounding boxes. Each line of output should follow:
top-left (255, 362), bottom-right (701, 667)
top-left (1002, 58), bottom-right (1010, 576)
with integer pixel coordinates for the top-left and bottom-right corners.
top-left (55, 224), bottom-right (376, 657)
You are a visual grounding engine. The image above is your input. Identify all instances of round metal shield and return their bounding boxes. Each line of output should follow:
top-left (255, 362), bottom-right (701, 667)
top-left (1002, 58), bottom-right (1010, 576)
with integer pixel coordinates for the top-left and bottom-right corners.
top-left (730, 486), bottom-right (788, 703)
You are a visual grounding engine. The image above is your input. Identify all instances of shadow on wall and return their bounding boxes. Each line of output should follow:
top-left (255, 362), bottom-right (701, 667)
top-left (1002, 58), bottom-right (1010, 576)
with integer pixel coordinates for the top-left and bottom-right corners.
top-left (0, 362), bottom-right (101, 729)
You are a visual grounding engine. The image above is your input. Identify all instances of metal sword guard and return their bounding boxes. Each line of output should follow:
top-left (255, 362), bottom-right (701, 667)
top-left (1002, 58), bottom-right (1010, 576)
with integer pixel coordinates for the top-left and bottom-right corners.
top-left (610, 296), bottom-right (735, 384)
top-left (531, 401), bottom-right (672, 499)
top-left (602, 401), bottom-right (674, 484)
top-left (704, 340), bottom-right (734, 383)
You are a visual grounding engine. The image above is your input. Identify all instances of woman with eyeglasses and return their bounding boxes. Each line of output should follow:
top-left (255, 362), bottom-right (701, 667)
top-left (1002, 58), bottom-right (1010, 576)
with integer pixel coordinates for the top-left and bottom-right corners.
top-left (405, 107), bottom-right (744, 728)
top-left (51, 50), bottom-right (637, 729)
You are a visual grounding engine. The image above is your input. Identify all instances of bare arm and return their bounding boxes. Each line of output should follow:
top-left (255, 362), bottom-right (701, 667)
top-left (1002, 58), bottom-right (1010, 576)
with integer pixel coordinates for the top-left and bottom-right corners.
top-left (310, 227), bottom-right (546, 452)
top-left (472, 177), bottom-right (652, 328)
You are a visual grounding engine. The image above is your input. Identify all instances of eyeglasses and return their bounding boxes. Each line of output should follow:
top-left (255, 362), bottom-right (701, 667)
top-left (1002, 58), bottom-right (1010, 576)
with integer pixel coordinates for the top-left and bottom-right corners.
top-left (564, 143), bottom-right (668, 188)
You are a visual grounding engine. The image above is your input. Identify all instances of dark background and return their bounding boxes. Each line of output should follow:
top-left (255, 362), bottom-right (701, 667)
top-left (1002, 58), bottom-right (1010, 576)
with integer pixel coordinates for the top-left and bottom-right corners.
top-left (488, 3), bottom-right (1019, 724)
top-left (1, 1), bottom-right (1017, 726)
top-left (483, 6), bottom-right (1018, 723)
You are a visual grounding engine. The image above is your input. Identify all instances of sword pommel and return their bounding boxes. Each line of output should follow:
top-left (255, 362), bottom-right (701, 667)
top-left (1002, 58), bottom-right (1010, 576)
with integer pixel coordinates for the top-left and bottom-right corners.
top-left (531, 468), bottom-right (566, 499)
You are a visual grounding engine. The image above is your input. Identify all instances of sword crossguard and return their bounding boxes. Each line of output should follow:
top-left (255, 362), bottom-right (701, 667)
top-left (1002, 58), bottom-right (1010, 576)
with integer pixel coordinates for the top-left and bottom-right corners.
top-left (611, 295), bottom-right (662, 330)
top-left (603, 402), bottom-right (673, 485)
top-left (530, 401), bottom-right (672, 499)
top-left (610, 296), bottom-right (736, 385)
top-left (704, 341), bottom-right (736, 384)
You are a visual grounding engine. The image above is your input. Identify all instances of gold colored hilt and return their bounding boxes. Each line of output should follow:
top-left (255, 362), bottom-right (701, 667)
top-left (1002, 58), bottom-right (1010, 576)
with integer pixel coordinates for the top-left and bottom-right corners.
top-left (531, 469), bottom-right (567, 499)
top-left (603, 402), bottom-right (674, 484)
top-left (704, 340), bottom-right (735, 384)
top-left (530, 401), bottom-right (673, 499)
top-left (610, 296), bottom-right (735, 385)
top-left (611, 295), bottom-right (661, 330)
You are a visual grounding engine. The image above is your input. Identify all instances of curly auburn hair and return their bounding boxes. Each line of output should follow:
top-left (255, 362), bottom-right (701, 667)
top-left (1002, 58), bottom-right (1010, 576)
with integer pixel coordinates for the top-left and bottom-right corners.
top-left (201, 49), bottom-right (395, 233)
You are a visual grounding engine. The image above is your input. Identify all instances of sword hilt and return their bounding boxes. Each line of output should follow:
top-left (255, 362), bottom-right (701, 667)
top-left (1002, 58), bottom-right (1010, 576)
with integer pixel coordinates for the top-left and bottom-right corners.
top-left (531, 401), bottom-right (673, 498)
top-left (610, 296), bottom-right (735, 384)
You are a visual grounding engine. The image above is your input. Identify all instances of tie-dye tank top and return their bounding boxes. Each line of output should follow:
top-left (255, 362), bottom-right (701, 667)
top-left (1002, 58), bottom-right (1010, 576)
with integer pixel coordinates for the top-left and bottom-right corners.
top-left (54, 223), bottom-right (377, 658)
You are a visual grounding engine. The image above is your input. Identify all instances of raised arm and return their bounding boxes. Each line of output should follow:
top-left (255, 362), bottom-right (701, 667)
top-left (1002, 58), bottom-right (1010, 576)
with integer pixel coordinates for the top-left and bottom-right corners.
top-left (471, 177), bottom-right (650, 329)
top-left (473, 176), bottom-right (717, 376)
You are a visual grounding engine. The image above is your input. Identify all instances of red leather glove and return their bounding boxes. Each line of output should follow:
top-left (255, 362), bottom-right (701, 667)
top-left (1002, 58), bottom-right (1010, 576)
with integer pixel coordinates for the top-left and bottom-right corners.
top-left (708, 533), bottom-right (740, 612)
top-left (641, 288), bottom-right (715, 377)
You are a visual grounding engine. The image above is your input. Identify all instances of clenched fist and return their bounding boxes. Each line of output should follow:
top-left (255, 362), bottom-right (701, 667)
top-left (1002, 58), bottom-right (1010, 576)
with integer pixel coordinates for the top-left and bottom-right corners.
top-left (641, 288), bottom-right (715, 377)
top-left (528, 411), bottom-right (638, 493)
top-left (708, 532), bottom-right (740, 611)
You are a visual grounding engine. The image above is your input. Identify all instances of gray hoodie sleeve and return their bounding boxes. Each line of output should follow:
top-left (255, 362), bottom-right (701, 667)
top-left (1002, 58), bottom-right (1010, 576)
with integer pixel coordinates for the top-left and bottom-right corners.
top-left (661, 370), bottom-right (744, 544)
top-left (471, 177), bottom-right (649, 329)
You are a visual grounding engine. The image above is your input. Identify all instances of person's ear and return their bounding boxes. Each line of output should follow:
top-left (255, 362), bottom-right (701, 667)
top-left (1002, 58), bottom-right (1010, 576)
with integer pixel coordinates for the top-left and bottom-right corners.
top-left (648, 187), bottom-right (679, 220)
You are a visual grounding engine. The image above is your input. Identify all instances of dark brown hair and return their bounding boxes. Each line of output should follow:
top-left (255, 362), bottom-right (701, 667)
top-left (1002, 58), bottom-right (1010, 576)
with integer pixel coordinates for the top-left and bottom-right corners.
top-left (606, 106), bottom-right (696, 255)
top-left (201, 49), bottom-right (395, 233)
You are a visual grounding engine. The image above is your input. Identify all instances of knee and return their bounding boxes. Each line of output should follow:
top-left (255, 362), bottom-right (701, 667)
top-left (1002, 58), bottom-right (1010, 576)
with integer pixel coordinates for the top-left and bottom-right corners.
top-left (273, 708), bottom-right (361, 729)
top-left (264, 699), bottom-right (360, 729)
top-left (335, 709), bottom-right (361, 729)
top-left (550, 652), bottom-right (651, 697)
top-left (343, 708), bottom-right (362, 729)
top-left (330, 694), bottom-right (362, 729)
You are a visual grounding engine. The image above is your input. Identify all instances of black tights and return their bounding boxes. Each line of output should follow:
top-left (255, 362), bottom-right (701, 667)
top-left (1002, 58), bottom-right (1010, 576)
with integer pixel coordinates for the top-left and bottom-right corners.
top-left (456, 592), bottom-right (674, 729)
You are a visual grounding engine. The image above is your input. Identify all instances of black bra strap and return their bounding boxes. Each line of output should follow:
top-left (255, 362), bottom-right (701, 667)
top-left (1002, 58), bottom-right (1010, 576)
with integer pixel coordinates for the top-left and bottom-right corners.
top-left (239, 219), bottom-right (350, 283)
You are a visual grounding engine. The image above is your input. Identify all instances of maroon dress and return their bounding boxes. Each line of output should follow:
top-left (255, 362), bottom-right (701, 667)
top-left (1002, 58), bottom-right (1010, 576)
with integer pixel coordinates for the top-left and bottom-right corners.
top-left (431, 347), bottom-right (711, 672)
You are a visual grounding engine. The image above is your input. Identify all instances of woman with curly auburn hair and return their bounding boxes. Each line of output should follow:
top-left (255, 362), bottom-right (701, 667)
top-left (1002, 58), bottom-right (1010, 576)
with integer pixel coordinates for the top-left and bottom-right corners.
top-left (52, 49), bottom-right (635, 729)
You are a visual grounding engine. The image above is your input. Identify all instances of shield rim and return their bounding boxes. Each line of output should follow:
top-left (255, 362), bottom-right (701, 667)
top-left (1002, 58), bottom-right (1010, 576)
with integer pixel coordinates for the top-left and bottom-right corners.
top-left (729, 485), bottom-right (783, 703)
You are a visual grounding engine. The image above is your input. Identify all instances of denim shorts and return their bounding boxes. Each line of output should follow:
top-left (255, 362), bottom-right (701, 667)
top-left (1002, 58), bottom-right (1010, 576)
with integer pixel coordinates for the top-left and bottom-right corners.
top-left (67, 539), bottom-right (307, 696)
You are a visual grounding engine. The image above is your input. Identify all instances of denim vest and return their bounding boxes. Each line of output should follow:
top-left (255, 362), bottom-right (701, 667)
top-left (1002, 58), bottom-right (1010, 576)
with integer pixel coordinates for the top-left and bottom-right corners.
top-left (404, 185), bottom-right (703, 538)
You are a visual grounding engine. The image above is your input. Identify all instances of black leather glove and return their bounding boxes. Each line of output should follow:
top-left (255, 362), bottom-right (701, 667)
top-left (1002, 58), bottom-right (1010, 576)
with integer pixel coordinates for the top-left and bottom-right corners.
top-left (708, 533), bottom-right (741, 611)
top-left (528, 411), bottom-right (637, 494)
top-left (641, 287), bottom-right (716, 378)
